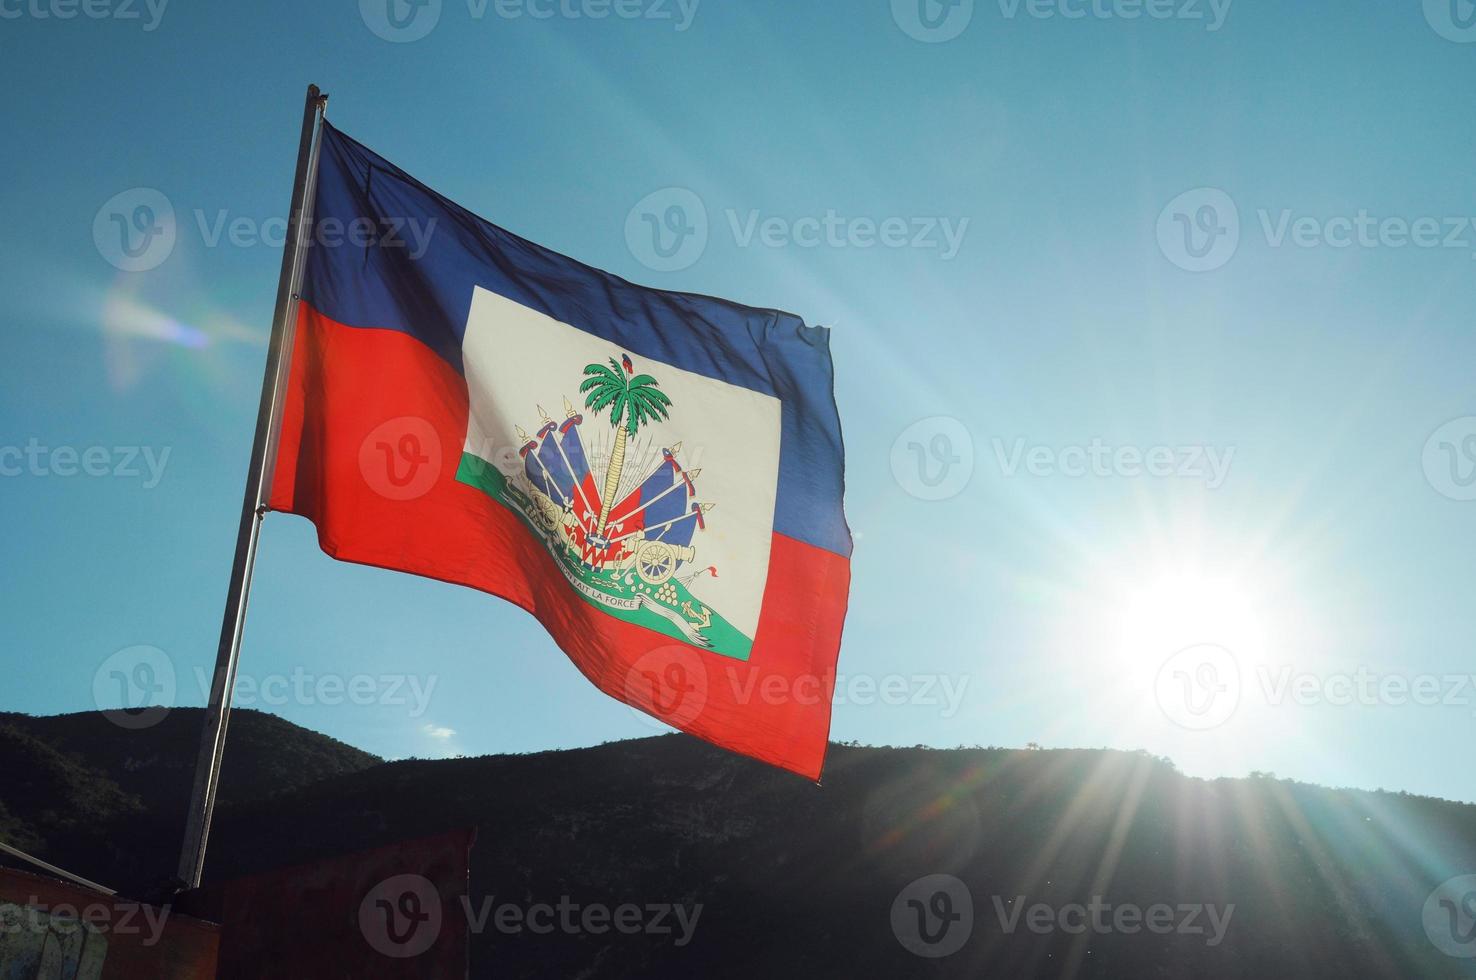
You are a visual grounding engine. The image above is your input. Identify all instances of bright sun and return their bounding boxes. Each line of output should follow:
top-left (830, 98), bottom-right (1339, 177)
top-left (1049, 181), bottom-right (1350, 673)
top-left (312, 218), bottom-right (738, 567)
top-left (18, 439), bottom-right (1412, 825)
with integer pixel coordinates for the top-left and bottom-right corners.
top-left (1115, 570), bottom-right (1272, 667)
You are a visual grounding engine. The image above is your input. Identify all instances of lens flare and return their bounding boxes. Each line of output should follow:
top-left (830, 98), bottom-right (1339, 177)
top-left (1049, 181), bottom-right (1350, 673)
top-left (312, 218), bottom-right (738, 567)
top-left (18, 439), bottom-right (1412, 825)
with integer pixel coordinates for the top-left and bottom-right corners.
top-left (102, 290), bottom-right (211, 349)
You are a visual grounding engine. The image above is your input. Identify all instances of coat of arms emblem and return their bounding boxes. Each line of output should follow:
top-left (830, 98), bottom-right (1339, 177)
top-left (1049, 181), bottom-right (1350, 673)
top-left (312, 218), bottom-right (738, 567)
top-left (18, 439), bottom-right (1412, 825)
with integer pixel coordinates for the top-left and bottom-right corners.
top-left (460, 352), bottom-right (750, 659)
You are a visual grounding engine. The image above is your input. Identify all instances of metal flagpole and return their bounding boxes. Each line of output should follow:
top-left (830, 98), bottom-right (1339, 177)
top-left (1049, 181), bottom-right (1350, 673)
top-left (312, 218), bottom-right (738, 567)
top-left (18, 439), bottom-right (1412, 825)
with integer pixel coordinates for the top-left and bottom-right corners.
top-left (176, 84), bottom-right (328, 890)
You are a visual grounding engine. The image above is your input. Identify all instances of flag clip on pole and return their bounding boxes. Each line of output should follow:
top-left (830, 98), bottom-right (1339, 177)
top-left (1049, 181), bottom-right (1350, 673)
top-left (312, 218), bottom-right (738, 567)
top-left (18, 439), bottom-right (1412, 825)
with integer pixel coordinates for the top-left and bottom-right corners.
top-left (176, 84), bottom-right (328, 891)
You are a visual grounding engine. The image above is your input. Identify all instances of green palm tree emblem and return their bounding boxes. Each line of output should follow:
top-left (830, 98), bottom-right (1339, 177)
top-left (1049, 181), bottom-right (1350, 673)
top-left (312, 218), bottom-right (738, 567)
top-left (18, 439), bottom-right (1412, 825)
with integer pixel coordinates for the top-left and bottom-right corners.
top-left (580, 353), bottom-right (672, 536)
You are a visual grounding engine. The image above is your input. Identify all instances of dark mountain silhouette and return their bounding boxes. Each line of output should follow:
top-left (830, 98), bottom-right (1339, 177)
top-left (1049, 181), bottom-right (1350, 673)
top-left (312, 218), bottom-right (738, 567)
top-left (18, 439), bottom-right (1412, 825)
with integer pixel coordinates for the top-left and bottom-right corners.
top-left (0, 709), bottom-right (381, 818)
top-left (2, 710), bottom-right (1474, 978)
top-left (0, 709), bottom-right (379, 894)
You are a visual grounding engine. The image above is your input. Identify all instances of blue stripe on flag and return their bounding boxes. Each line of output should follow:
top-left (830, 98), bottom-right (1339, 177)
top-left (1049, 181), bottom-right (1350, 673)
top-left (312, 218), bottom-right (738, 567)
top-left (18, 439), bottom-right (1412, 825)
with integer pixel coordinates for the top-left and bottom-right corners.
top-left (303, 123), bottom-right (850, 558)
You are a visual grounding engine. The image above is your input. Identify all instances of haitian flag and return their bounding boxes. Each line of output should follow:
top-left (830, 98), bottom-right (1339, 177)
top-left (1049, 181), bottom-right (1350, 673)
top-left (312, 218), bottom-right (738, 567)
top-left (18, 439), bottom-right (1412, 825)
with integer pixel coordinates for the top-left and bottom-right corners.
top-left (267, 122), bottom-right (851, 779)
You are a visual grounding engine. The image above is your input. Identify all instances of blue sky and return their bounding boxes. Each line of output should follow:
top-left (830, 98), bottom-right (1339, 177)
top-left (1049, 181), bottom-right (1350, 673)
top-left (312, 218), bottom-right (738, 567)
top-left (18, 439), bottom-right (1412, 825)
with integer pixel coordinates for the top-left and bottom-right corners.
top-left (2, 0), bottom-right (1475, 801)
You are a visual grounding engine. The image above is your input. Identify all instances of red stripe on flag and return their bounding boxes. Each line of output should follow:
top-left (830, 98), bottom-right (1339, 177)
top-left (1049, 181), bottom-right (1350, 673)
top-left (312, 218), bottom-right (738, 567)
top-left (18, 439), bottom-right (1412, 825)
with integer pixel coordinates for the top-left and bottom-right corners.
top-left (269, 303), bottom-right (847, 780)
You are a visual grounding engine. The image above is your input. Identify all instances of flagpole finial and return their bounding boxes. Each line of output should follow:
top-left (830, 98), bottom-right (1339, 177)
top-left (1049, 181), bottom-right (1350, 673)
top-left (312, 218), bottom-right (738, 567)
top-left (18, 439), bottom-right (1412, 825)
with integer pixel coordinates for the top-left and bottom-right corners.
top-left (516, 425), bottom-right (530, 442)
top-left (538, 405), bottom-right (552, 425)
top-left (670, 441), bottom-right (683, 455)
top-left (563, 397), bottom-right (576, 419)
